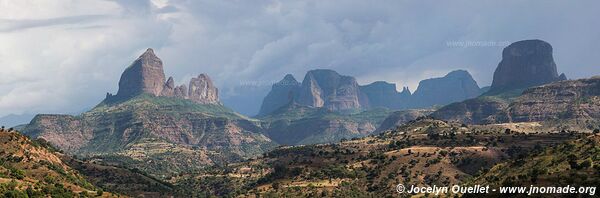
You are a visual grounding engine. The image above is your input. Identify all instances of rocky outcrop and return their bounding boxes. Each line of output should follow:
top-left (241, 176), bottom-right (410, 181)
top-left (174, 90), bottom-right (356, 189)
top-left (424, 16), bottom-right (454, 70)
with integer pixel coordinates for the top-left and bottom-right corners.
top-left (188, 74), bottom-right (219, 104)
top-left (500, 76), bottom-right (600, 123)
top-left (258, 74), bottom-right (301, 116)
top-left (488, 39), bottom-right (565, 94)
top-left (412, 70), bottom-right (483, 108)
top-left (106, 48), bottom-right (219, 104)
top-left (116, 48), bottom-right (166, 99)
top-left (297, 69), bottom-right (368, 111)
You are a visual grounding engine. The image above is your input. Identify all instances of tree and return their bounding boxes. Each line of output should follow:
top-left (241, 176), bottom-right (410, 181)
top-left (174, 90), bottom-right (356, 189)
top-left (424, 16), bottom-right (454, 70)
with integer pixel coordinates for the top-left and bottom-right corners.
top-left (96, 189), bottom-right (104, 197)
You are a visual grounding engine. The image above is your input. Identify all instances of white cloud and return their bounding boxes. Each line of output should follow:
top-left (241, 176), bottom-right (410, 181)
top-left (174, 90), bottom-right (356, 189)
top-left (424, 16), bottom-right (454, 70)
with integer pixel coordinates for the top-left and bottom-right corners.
top-left (1, 0), bottom-right (600, 116)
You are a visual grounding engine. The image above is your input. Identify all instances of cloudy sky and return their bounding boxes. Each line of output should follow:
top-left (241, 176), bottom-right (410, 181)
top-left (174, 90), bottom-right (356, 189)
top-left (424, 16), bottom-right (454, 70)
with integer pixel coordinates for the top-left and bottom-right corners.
top-left (1, 0), bottom-right (599, 117)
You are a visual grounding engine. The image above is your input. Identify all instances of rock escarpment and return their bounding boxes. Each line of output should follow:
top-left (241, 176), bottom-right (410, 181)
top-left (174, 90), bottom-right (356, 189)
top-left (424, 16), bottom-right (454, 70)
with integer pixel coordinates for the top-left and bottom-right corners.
top-left (412, 70), bottom-right (483, 108)
top-left (500, 76), bottom-right (600, 123)
top-left (107, 48), bottom-right (219, 104)
top-left (488, 39), bottom-right (566, 94)
top-left (433, 77), bottom-right (600, 126)
top-left (259, 69), bottom-right (484, 116)
top-left (360, 81), bottom-right (412, 110)
top-left (297, 69), bottom-right (368, 111)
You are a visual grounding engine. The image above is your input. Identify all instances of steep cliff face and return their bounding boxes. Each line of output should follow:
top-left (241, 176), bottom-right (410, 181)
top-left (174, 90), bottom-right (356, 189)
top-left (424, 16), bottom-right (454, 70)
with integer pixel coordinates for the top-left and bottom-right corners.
top-left (258, 74), bottom-right (301, 116)
top-left (360, 81), bottom-right (412, 109)
top-left (297, 69), bottom-right (368, 111)
top-left (116, 48), bottom-right (166, 99)
top-left (412, 70), bottom-right (483, 108)
top-left (107, 48), bottom-right (219, 105)
top-left (500, 76), bottom-right (600, 123)
top-left (488, 39), bottom-right (566, 94)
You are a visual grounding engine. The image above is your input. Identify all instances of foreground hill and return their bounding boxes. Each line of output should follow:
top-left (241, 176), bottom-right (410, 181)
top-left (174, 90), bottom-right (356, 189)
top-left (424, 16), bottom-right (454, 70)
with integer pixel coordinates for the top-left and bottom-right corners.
top-left (22, 49), bottom-right (277, 179)
top-left (176, 118), bottom-right (581, 197)
top-left (469, 134), bottom-right (600, 197)
top-left (0, 129), bottom-right (110, 197)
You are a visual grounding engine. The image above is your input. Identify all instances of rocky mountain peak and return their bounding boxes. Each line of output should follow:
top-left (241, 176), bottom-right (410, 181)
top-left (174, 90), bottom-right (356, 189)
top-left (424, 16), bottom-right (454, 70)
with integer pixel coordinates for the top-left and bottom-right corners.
top-left (488, 39), bottom-right (565, 94)
top-left (106, 48), bottom-right (220, 105)
top-left (115, 48), bottom-right (166, 100)
top-left (282, 74), bottom-right (298, 82)
top-left (258, 74), bottom-right (302, 116)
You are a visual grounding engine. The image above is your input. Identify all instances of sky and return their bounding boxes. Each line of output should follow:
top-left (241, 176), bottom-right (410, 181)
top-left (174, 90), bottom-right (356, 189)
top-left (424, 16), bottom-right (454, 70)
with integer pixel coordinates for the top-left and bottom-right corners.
top-left (1, 0), bottom-right (600, 117)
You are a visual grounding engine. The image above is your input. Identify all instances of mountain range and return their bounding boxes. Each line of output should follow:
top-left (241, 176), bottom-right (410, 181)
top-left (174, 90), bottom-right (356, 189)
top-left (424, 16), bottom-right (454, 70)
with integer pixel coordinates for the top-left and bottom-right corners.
top-left (7, 39), bottom-right (600, 197)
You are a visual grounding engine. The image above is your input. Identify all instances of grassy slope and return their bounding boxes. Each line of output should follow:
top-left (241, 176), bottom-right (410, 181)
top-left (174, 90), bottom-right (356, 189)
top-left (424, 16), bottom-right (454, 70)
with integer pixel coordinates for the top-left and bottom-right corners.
top-left (472, 135), bottom-right (599, 192)
top-left (0, 130), bottom-right (114, 197)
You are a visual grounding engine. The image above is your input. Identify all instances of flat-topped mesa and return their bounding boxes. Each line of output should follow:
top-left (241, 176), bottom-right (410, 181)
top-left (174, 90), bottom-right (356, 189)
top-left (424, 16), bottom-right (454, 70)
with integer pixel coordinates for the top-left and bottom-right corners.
top-left (115, 48), bottom-right (166, 99)
top-left (108, 48), bottom-right (220, 104)
top-left (488, 39), bottom-right (566, 94)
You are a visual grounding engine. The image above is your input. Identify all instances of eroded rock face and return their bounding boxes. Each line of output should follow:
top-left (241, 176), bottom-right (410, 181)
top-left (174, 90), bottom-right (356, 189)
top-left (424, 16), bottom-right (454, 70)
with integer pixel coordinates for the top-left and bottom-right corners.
top-left (412, 70), bottom-right (483, 108)
top-left (297, 69), bottom-right (367, 111)
top-left (107, 48), bottom-right (220, 105)
top-left (258, 74), bottom-right (301, 116)
top-left (360, 81), bottom-right (412, 109)
top-left (501, 77), bottom-right (600, 123)
top-left (174, 85), bottom-right (188, 98)
top-left (488, 39), bottom-right (565, 94)
top-left (116, 48), bottom-right (166, 99)
top-left (188, 74), bottom-right (219, 104)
